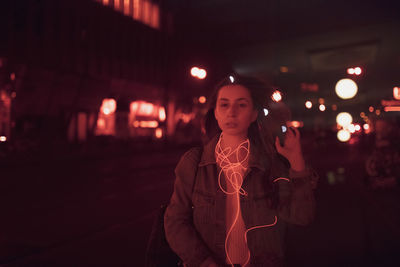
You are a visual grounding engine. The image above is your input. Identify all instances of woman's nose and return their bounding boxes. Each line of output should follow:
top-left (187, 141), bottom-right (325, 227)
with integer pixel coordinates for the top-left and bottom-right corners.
top-left (228, 105), bottom-right (238, 117)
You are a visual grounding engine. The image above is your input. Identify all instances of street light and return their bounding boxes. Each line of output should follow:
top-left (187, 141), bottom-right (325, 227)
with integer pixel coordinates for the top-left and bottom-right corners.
top-left (190, 66), bottom-right (207, 79)
top-left (335, 78), bottom-right (358, 99)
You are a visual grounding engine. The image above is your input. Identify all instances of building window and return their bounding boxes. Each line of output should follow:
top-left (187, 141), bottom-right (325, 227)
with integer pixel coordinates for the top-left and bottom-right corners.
top-left (98, 0), bottom-right (160, 30)
top-left (124, 0), bottom-right (131, 16)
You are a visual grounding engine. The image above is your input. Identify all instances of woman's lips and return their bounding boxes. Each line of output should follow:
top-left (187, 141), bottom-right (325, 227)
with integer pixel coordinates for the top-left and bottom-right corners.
top-left (225, 122), bottom-right (238, 128)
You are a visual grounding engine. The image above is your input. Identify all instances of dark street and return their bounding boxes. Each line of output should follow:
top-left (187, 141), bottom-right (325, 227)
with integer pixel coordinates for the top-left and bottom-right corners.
top-left (1, 136), bottom-right (399, 267)
top-left (1, 1), bottom-right (400, 266)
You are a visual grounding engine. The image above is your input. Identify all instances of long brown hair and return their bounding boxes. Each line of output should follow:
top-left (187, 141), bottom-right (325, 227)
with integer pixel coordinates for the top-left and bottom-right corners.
top-left (203, 74), bottom-right (285, 164)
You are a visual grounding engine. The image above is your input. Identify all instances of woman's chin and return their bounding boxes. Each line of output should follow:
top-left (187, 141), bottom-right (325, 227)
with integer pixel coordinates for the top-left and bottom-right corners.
top-left (221, 128), bottom-right (247, 137)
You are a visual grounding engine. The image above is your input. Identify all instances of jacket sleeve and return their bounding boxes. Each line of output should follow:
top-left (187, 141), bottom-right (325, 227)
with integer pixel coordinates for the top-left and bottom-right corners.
top-left (276, 166), bottom-right (319, 226)
top-left (164, 148), bottom-right (212, 267)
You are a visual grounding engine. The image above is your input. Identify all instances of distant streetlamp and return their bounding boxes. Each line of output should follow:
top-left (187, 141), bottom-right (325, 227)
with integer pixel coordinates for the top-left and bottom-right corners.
top-left (335, 78), bottom-right (358, 99)
top-left (190, 66), bottom-right (207, 79)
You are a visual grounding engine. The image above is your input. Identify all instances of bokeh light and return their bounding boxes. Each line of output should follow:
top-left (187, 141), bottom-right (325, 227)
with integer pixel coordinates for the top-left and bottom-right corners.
top-left (190, 67), bottom-right (199, 77)
top-left (394, 87), bottom-right (400, 100)
top-left (198, 96), bottom-right (206, 104)
top-left (337, 129), bottom-right (351, 142)
top-left (101, 98), bottom-right (117, 115)
top-left (155, 128), bottom-right (163, 139)
top-left (347, 124), bottom-right (356, 133)
top-left (272, 90), bottom-right (282, 102)
top-left (354, 67), bottom-right (362, 75)
top-left (335, 78), bottom-right (358, 99)
top-left (305, 101), bottom-right (312, 109)
top-left (336, 112), bottom-right (353, 127)
top-left (158, 106), bottom-right (166, 121)
top-left (197, 69), bottom-right (207, 79)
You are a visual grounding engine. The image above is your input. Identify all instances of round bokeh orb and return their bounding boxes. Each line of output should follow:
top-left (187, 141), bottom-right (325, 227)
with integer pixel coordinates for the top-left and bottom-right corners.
top-left (336, 112), bottom-right (353, 127)
top-left (335, 78), bottom-right (358, 99)
top-left (337, 129), bottom-right (351, 142)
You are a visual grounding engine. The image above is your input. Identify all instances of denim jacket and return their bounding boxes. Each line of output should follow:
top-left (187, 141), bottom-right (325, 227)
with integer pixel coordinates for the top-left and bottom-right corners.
top-left (164, 135), bottom-right (317, 267)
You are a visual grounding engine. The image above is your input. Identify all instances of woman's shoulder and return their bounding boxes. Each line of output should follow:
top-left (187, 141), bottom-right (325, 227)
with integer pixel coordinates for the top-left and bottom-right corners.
top-left (179, 146), bottom-right (203, 165)
top-left (174, 146), bottom-right (204, 182)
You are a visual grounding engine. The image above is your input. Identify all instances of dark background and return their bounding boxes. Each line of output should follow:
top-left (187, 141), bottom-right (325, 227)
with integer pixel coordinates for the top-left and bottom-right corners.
top-left (1, 0), bottom-right (399, 266)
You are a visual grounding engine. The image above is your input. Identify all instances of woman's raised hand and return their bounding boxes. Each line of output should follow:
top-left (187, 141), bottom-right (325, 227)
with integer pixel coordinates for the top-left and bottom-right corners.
top-left (275, 127), bottom-right (306, 172)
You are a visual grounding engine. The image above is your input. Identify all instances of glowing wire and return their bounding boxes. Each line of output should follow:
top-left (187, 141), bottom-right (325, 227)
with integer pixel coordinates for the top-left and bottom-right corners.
top-left (273, 177), bottom-right (290, 183)
top-left (215, 135), bottom-right (290, 266)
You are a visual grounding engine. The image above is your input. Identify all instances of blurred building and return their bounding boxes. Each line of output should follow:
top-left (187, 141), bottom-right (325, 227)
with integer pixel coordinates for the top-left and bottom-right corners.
top-left (0, 0), bottom-right (229, 149)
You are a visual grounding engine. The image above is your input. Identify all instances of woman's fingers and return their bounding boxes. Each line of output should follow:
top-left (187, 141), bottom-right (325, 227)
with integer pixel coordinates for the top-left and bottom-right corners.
top-left (292, 127), bottom-right (300, 139)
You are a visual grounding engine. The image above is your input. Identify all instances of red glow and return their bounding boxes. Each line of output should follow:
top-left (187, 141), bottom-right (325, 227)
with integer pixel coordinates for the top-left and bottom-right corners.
top-left (101, 98), bottom-right (117, 115)
top-left (141, 120), bottom-right (158, 128)
top-left (393, 87), bottom-right (400, 100)
top-left (155, 128), bottom-right (163, 138)
top-left (142, 0), bottom-right (151, 25)
top-left (158, 106), bottom-right (166, 122)
top-left (114, 0), bottom-right (121, 10)
top-left (197, 69), bottom-right (207, 79)
top-left (133, 120), bottom-right (159, 128)
top-left (384, 106), bottom-right (400, 112)
top-left (130, 102), bottom-right (139, 113)
top-left (347, 124), bottom-right (356, 133)
top-left (10, 73), bottom-right (15, 81)
top-left (151, 4), bottom-right (160, 29)
top-left (287, 121), bottom-right (303, 128)
top-left (273, 177), bottom-right (290, 182)
top-left (179, 113), bottom-right (193, 123)
top-left (190, 67), bottom-right (199, 77)
top-left (133, 0), bottom-right (141, 20)
top-left (272, 90), bottom-right (282, 102)
top-left (198, 96), bottom-right (206, 104)
top-left (102, 0), bottom-right (109, 5)
top-left (138, 102), bottom-right (155, 116)
top-left (190, 67), bottom-right (207, 79)
top-left (369, 106), bottom-right (374, 112)
top-left (347, 67), bottom-right (362, 75)
top-left (332, 104), bottom-right (337, 111)
top-left (123, 0), bottom-right (130, 15)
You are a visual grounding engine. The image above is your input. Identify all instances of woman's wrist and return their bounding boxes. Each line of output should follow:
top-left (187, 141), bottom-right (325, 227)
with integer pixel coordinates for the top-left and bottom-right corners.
top-left (288, 153), bottom-right (306, 172)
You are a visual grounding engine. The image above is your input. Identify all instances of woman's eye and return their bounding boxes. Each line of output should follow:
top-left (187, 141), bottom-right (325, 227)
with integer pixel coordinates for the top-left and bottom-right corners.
top-left (239, 103), bottom-right (247, 108)
top-left (219, 103), bottom-right (228, 108)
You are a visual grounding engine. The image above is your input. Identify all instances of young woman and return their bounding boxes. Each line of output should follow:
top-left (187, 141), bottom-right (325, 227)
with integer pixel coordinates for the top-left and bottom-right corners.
top-left (164, 75), bottom-right (317, 267)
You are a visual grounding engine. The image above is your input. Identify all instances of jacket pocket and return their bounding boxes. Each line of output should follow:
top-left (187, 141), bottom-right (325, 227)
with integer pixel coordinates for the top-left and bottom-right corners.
top-left (192, 190), bottom-right (215, 225)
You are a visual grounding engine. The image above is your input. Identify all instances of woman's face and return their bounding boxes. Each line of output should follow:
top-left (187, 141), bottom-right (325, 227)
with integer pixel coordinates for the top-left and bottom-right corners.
top-left (214, 84), bottom-right (258, 138)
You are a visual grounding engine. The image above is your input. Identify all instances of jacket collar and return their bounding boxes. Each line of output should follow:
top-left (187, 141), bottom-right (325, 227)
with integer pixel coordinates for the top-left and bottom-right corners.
top-left (198, 133), bottom-right (267, 171)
